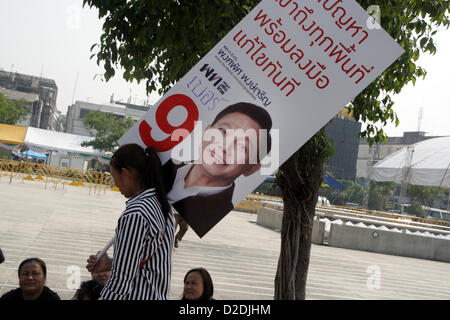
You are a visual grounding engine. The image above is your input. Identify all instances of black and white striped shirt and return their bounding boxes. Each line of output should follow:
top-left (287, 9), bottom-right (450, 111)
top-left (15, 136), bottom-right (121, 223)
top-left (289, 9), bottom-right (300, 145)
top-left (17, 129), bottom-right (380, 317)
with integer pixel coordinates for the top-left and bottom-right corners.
top-left (100, 188), bottom-right (174, 300)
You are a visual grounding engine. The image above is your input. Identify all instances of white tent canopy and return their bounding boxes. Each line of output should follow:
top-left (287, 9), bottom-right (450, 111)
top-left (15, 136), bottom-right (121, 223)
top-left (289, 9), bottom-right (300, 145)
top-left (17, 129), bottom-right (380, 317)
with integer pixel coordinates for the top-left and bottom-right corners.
top-left (24, 127), bottom-right (110, 161)
top-left (370, 136), bottom-right (450, 188)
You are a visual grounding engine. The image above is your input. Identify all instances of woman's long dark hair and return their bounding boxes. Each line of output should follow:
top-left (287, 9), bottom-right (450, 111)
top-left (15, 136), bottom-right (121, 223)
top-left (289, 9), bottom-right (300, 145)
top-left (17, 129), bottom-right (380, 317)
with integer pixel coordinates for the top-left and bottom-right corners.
top-left (110, 144), bottom-right (171, 217)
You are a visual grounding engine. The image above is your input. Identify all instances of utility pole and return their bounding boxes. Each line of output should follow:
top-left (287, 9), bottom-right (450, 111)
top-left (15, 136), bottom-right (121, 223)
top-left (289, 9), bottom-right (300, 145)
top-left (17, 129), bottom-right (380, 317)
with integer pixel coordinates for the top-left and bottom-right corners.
top-left (399, 145), bottom-right (414, 214)
top-left (71, 72), bottom-right (79, 105)
top-left (417, 107), bottom-right (423, 132)
top-left (447, 190), bottom-right (450, 213)
top-left (10, 64), bottom-right (14, 80)
top-left (363, 144), bottom-right (377, 209)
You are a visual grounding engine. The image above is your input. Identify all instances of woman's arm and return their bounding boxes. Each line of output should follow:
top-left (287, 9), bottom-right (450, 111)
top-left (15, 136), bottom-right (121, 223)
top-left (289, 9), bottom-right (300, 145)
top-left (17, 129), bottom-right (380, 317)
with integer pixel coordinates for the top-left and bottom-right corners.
top-left (86, 252), bottom-right (113, 273)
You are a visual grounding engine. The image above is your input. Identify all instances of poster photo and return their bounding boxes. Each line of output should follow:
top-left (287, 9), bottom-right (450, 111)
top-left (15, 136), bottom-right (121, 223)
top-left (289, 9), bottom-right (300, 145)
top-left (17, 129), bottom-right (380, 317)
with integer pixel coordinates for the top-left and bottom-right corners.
top-left (119, 0), bottom-right (404, 237)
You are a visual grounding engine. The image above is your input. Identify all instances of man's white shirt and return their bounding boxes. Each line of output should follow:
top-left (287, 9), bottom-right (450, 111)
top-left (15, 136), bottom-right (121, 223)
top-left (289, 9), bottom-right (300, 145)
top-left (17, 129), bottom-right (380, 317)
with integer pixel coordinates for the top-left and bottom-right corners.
top-left (166, 163), bottom-right (231, 204)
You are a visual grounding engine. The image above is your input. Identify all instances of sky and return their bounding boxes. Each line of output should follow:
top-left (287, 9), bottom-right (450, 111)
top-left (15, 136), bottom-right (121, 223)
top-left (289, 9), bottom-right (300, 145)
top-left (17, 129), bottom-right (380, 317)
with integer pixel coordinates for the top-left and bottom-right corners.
top-left (0, 0), bottom-right (449, 137)
top-left (0, 0), bottom-right (158, 111)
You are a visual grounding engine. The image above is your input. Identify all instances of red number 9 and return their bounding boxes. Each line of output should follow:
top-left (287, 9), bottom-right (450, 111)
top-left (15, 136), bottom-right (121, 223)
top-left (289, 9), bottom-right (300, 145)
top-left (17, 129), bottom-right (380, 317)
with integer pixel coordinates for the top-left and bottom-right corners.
top-left (139, 94), bottom-right (199, 152)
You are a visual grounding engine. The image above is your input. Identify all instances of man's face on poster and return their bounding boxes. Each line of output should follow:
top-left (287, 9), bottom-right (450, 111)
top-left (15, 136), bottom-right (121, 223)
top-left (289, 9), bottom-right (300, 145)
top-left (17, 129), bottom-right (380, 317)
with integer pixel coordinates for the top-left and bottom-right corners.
top-left (199, 112), bottom-right (265, 183)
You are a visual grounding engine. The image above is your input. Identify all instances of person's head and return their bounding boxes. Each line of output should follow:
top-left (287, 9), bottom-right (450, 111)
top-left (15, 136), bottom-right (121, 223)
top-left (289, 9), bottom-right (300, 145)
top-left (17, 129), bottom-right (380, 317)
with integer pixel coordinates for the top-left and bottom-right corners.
top-left (182, 267), bottom-right (214, 300)
top-left (76, 280), bottom-right (104, 300)
top-left (91, 270), bottom-right (110, 285)
top-left (198, 102), bottom-right (272, 185)
top-left (18, 258), bottom-right (46, 297)
top-left (110, 144), bottom-right (170, 215)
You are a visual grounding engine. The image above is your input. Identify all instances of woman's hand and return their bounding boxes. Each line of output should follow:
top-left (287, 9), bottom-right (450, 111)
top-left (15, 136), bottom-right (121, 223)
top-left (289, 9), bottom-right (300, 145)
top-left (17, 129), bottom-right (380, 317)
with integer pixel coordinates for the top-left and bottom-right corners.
top-left (86, 251), bottom-right (112, 273)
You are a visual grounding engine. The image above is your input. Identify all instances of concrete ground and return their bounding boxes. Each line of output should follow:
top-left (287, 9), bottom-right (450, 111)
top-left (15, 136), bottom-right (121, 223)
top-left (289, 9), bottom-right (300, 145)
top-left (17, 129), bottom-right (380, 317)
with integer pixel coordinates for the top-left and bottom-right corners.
top-left (1, 178), bottom-right (449, 300)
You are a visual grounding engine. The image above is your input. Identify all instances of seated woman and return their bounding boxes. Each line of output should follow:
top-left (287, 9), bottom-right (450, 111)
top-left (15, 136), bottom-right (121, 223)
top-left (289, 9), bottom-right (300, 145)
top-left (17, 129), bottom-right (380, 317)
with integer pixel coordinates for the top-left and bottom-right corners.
top-left (0, 257), bottom-right (60, 301)
top-left (181, 267), bottom-right (214, 300)
top-left (72, 280), bottom-right (104, 300)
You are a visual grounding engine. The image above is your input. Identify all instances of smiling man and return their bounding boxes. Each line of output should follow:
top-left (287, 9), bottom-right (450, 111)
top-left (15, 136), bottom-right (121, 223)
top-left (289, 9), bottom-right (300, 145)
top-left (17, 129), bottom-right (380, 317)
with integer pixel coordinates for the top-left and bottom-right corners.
top-left (163, 102), bottom-right (272, 237)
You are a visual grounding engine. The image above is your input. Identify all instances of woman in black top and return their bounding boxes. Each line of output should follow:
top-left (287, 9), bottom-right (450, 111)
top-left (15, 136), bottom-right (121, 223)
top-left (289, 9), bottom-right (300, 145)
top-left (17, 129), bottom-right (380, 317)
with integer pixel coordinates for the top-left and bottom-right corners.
top-left (0, 257), bottom-right (60, 301)
top-left (182, 267), bottom-right (215, 300)
top-left (72, 280), bottom-right (104, 300)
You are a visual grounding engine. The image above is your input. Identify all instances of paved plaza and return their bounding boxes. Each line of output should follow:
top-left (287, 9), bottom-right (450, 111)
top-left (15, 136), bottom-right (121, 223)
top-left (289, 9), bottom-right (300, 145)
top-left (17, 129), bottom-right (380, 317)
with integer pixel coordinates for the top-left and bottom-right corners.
top-left (1, 179), bottom-right (449, 300)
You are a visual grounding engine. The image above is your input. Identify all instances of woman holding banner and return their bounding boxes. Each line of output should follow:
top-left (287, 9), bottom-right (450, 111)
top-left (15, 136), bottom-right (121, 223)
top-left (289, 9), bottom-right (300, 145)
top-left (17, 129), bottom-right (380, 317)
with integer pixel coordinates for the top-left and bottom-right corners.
top-left (86, 144), bottom-right (174, 300)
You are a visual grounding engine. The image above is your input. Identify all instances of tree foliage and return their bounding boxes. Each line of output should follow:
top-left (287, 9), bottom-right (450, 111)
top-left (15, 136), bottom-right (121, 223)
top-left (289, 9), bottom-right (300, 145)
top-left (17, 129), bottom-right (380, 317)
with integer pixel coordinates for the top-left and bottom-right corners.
top-left (407, 184), bottom-right (439, 205)
top-left (81, 110), bottom-right (134, 153)
top-left (351, 0), bottom-right (449, 145)
top-left (406, 184), bottom-right (444, 217)
top-left (83, 0), bottom-right (449, 145)
top-left (368, 181), bottom-right (396, 210)
top-left (409, 200), bottom-right (427, 217)
top-left (0, 92), bottom-right (30, 125)
top-left (320, 180), bottom-right (365, 206)
top-left (83, 0), bottom-right (450, 299)
top-left (321, 180), bottom-right (446, 213)
top-left (254, 181), bottom-right (282, 197)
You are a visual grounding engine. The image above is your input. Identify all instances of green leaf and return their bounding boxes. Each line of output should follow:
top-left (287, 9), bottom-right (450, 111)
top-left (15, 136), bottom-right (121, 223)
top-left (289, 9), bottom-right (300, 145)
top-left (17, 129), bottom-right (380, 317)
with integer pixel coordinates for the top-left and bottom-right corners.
top-left (420, 37), bottom-right (428, 48)
top-left (82, 0), bottom-right (450, 158)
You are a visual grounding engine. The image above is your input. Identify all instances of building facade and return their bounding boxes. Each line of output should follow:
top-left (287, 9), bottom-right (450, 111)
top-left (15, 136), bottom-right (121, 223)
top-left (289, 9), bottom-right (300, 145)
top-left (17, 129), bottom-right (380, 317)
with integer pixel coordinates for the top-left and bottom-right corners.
top-left (0, 87), bottom-right (39, 127)
top-left (0, 70), bottom-right (58, 130)
top-left (324, 116), bottom-right (362, 181)
top-left (65, 100), bottom-right (149, 136)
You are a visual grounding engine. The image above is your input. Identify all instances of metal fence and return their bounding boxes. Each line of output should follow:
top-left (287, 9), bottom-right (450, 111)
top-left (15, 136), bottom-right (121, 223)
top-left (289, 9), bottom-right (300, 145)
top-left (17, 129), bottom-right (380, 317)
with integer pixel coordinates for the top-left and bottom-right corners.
top-left (4, 158), bottom-right (449, 229)
top-left (236, 192), bottom-right (450, 229)
top-left (0, 158), bottom-right (117, 193)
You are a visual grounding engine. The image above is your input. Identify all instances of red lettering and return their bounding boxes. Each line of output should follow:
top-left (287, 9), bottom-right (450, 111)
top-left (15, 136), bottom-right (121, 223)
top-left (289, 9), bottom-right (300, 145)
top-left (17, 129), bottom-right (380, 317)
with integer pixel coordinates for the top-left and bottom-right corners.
top-left (139, 94), bottom-right (199, 152)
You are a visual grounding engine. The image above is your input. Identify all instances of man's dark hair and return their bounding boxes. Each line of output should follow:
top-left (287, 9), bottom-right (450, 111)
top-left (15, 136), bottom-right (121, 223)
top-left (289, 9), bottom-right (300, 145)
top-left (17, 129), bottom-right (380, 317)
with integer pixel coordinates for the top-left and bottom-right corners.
top-left (18, 258), bottom-right (47, 279)
top-left (212, 102), bottom-right (272, 161)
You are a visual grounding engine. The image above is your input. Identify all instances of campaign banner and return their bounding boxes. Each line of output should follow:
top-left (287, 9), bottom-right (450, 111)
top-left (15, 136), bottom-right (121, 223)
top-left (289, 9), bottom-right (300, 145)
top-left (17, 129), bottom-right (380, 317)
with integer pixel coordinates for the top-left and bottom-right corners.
top-left (119, 0), bottom-right (404, 237)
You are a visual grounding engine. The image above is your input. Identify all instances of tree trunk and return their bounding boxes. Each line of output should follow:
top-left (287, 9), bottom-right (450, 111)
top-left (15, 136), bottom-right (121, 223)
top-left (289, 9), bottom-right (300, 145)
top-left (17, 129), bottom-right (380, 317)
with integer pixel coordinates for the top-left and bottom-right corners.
top-left (274, 142), bottom-right (324, 300)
